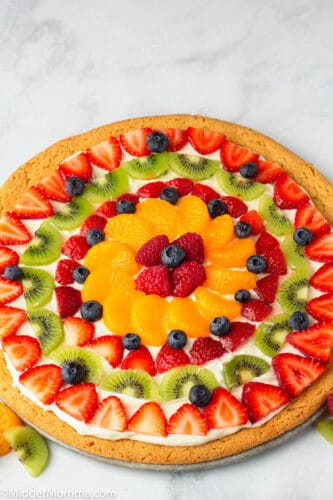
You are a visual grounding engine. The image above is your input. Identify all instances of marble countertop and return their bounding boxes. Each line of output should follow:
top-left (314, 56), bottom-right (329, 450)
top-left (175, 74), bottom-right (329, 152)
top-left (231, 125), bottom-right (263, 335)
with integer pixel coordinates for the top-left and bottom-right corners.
top-left (0, 1), bottom-right (332, 498)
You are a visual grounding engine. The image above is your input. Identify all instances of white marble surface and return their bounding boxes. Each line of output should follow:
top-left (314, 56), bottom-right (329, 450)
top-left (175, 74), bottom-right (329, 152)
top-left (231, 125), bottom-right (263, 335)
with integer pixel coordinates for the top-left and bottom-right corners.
top-left (0, 0), bottom-right (332, 498)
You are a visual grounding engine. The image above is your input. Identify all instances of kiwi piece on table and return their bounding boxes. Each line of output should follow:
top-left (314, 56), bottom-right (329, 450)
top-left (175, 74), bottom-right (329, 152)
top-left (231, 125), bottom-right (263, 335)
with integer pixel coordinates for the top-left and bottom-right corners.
top-left (277, 271), bottom-right (309, 314)
top-left (50, 345), bottom-right (103, 385)
top-left (216, 170), bottom-right (265, 201)
top-left (255, 313), bottom-right (291, 357)
top-left (122, 152), bottom-right (169, 180)
top-left (3, 425), bottom-right (48, 477)
top-left (169, 153), bottom-right (220, 181)
top-left (28, 309), bottom-right (64, 355)
top-left (83, 167), bottom-right (129, 202)
top-left (316, 419), bottom-right (333, 444)
top-left (258, 195), bottom-right (293, 235)
top-left (20, 221), bottom-right (62, 266)
top-left (223, 354), bottom-right (270, 390)
top-left (102, 369), bottom-right (157, 400)
top-left (22, 267), bottom-right (54, 309)
top-left (159, 365), bottom-right (219, 401)
top-left (281, 235), bottom-right (310, 273)
top-left (49, 196), bottom-right (93, 230)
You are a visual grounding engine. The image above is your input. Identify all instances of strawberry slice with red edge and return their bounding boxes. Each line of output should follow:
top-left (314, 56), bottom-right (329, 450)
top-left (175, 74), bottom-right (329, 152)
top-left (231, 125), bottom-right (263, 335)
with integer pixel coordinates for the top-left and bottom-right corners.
top-left (219, 322), bottom-right (255, 352)
top-left (187, 127), bottom-right (225, 154)
top-left (295, 202), bottom-right (330, 236)
top-left (87, 335), bottom-right (123, 368)
top-left (0, 246), bottom-right (19, 273)
top-left (221, 196), bottom-right (248, 217)
top-left (137, 181), bottom-right (166, 199)
top-left (62, 235), bottom-right (90, 260)
top-left (95, 200), bottom-right (117, 218)
top-left (63, 316), bottom-right (95, 347)
top-left (328, 394), bottom-right (333, 416)
top-left (253, 160), bottom-right (284, 184)
top-left (117, 193), bottom-right (139, 205)
top-left (305, 232), bottom-right (333, 263)
top-left (157, 128), bottom-right (187, 152)
top-left (165, 178), bottom-right (194, 196)
top-left (59, 152), bottom-right (92, 182)
top-left (0, 277), bottom-right (23, 305)
top-left (255, 232), bottom-right (279, 254)
top-left (55, 259), bottom-right (79, 285)
top-left (254, 274), bottom-right (279, 303)
top-left (38, 169), bottom-right (71, 202)
top-left (241, 299), bottom-right (273, 322)
top-left (2, 335), bottom-right (41, 371)
top-left (128, 402), bottom-right (167, 436)
top-left (19, 364), bottom-right (62, 404)
top-left (306, 294), bottom-right (333, 321)
top-left (88, 396), bottom-right (127, 432)
top-left (0, 213), bottom-right (31, 245)
top-left (11, 186), bottom-right (54, 219)
top-left (310, 263), bottom-right (333, 293)
top-left (120, 128), bottom-right (152, 157)
top-left (221, 141), bottom-right (259, 172)
top-left (86, 137), bottom-right (122, 171)
top-left (272, 353), bottom-right (326, 398)
top-left (239, 210), bottom-right (265, 235)
top-left (261, 247), bottom-right (287, 275)
top-left (55, 382), bottom-right (98, 422)
top-left (192, 183), bottom-right (221, 203)
top-left (156, 344), bottom-right (190, 374)
top-left (204, 387), bottom-right (248, 429)
top-left (287, 322), bottom-right (333, 363)
top-left (0, 306), bottom-right (27, 339)
top-left (168, 403), bottom-right (208, 436)
top-left (121, 345), bottom-right (156, 375)
top-left (189, 337), bottom-right (224, 365)
top-left (273, 174), bottom-right (310, 209)
top-left (242, 382), bottom-right (289, 423)
top-left (79, 214), bottom-right (107, 237)
top-left (55, 286), bottom-right (82, 319)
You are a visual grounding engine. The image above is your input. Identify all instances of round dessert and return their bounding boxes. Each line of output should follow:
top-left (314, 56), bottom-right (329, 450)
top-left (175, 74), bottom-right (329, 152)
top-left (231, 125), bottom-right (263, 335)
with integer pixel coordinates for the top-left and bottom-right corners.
top-left (0, 114), bottom-right (333, 466)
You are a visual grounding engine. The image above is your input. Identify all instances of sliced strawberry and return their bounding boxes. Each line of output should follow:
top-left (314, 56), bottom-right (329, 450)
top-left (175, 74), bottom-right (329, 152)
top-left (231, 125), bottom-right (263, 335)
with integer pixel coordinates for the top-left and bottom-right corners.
top-left (328, 394), bottom-right (333, 416)
top-left (310, 263), bottom-right (333, 293)
top-left (167, 403), bottom-right (208, 436)
top-left (117, 193), bottom-right (139, 205)
top-left (219, 322), bottom-right (255, 352)
top-left (254, 274), bottom-right (279, 303)
top-left (38, 169), bottom-right (71, 202)
top-left (55, 286), bottom-right (82, 319)
top-left (137, 181), bottom-right (166, 199)
top-left (62, 235), bottom-right (90, 260)
top-left (155, 344), bottom-right (190, 374)
top-left (0, 213), bottom-right (31, 245)
top-left (11, 186), bottom-right (54, 219)
top-left (128, 402), bottom-right (167, 436)
top-left (192, 183), bottom-right (221, 203)
top-left (19, 364), bottom-right (62, 404)
top-left (295, 202), bottom-right (330, 236)
top-left (95, 200), bottom-right (117, 218)
top-left (88, 335), bottom-right (123, 368)
top-left (165, 178), bottom-right (194, 196)
top-left (239, 210), bottom-right (265, 235)
top-left (187, 127), bottom-right (225, 154)
top-left (307, 294), bottom-right (333, 321)
top-left (86, 136), bottom-right (122, 171)
top-left (305, 232), bottom-right (333, 263)
top-left (0, 277), bottom-right (23, 305)
top-left (273, 174), bottom-right (309, 209)
top-left (88, 396), bottom-right (127, 432)
top-left (0, 246), bottom-right (19, 273)
top-left (119, 127), bottom-right (152, 157)
top-left (204, 387), bottom-right (248, 429)
top-left (220, 196), bottom-right (248, 217)
top-left (253, 160), bottom-right (284, 184)
top-left (287, 322), bottom-right (333, 363)
top-left (255, 232), bottom-right (279, 254)
top-left (242, 382), bottom-right (289, 423)
top-left (2, 335), bottom-right (41, 371)
top-left (272, 353), bottom-right (326, 398)
top-left (157, 128), bottom-right (187, 152)
top-left (221, 141), bottom-right (258, 172)
top-left (0, 306), bottom-right (27, 339)
top-left (121, 345), bottom-right (156, 375)
top-left (63, 316), bottom-right (95, 346)
top-left (241, 299), bottom-right (272, 322)
top-left (59, 152), bottom-right (92, 182)
top-left (189, 337), bottom-right (224, 365)
top-left (55, 259), bottom-right (79, 285)
top-left (55, 382), bottom-right (98, 422)
top-left (79, 214), bottom-right (107, 237)
top-left (261, 247), bottom-right (287, 275)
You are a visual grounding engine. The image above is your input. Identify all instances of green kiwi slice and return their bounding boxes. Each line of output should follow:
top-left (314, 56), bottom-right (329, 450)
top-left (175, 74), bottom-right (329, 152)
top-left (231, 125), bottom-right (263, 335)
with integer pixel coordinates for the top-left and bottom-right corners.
top-left (159, 365), bottom-right (219, 401)
top-left (316, 419), bottom-right (333, 444)
top-left (169, 153), bottom-right (220, 180)
top-left (49, 196), bottom-right (94, 230)
top-left (3, 425), bottom-right (48, 477)
top-left (102, 369), bottom-right (157, 400)
top-left (83, 167), bottom-right (129, 202)
top-left (258, 195), bottom-right (293, 235)
top-left (277, 271), bottom-right (310, 314)
top-left (122, 152), bottom-right (169, 179)
top-left (216, 169), bottom-right (265, 201)
top-left (223, 355), bottom-right (270, 390)
top-left (49, 345), bottom-right (103, 385)
top-left (255, 314), bottom-right (291, 357)
top-left (20, 221), bottom-right (62, 266)
top-left (21, 268), bottom-right (54, 309)
top-left (281, 235), bottom-right (310, 273)
top-left (28, 309), bottom-right (64, 355)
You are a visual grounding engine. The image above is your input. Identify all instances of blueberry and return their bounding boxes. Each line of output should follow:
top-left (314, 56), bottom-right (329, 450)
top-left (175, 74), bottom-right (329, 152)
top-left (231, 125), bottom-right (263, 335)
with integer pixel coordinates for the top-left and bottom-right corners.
top-left (288, 311), bottom-right (309, 330)
top-left (64, 176), bottom-right (85, 196)
top-left (209, 316), bottom-right (231, 336)
top-left (239, 162), bottom-right (258, 178)
top-left (161, 244), bottom-right (185, 268)
top-left (61, 361), bottom-right (86, 385)
top-left (167, 330), bottom-right (187, 349)
top-left (86, 228), bottom-right (105, 246)
top-left (159, 187), bottom-right (179, 205)
top-left (146, 131), bottom-right (169, 153)
top-left (4, 265), bottom-right (23, 281)
top-left (246, 255), bottom-right (267, 273)
top-left (73, 266), bottom-right (90, 284)
top-left (235, 289), bottom-right (251, 303)
top-left (235, 221), bottom-right (252, 238)
top-left (116, 199), bottom-right (136, 214)
top-left (80, 300), bottom-right (103, 322)
top-left (122, 333), bottom-right (141, 351)
top-left (189, 384), bottom-right (212, 407)
top-left (293, 227), bottom-right (313, 246)
top-left (207, 199), bottom-right (228, 219)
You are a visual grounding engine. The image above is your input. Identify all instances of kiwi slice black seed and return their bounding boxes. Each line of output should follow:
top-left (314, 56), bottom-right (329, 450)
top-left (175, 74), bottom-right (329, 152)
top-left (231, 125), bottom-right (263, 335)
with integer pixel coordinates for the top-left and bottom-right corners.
top-left (20, 221), bottom-right (62, 266)
top-left (216, 169), bottom-right (265, 201)
top-left (277, 271), bottom-right (310, 314)
top-left (159, 365), bottom-right (219, 401)
top-left (122, 152), bottom-right (169, 180)
top-left (50, 345), bottom-right (103, 385)
top-left (255, 314), bottom-right (291, 357)
top-left (169, 153), bottom-right (220, 181)
top-left (83, 167), bottom-right (129, 202)
top-left (49, 196), bottom-right (94, 230)
top-left (258, 195), bottom-right (293, 235)
top-left (223, 354), bottom-right (270, 390)
top-left (102, 369), bottom-right (158, 399)
top-left (281, 235), bottom-right (310, 273)
top-left (28, 309), bottom-right (64, 355)
top-left (22, 267), bottom-right (54, 309)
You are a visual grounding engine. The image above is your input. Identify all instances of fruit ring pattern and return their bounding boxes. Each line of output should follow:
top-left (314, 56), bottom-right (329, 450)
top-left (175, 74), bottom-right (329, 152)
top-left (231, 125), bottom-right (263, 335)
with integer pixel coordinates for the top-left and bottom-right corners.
top-left (0, 125), bottom-right (332, 445)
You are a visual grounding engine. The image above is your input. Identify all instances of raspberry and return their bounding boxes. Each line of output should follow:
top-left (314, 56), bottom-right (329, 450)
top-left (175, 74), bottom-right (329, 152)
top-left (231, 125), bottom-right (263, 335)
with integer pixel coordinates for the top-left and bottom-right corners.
top-left (241, 299), bottom-right (272, 322)
top-left (135, 265), bottom-right (171, 297)
top-left (166, 178), bottom-right (194, 196)
top-left (255, 232), bottom-right (279, 254)
top-left (117, 193), bottom-right (139, 205)
top-left (95, 201), bottom-right (117, 218)
top-left (192, 183), bottom-right (221, 203)
top-left (62, 235), bottom-right (90, 260)
top-left (173, 233), bottom-right (204, 263)
top-left (239, 210), bottom-right (265, 235)
top-left (171, 261), bottom-right (206, 297)
top-left (137, 181), bottom-right (166, 198)
top-left (136, 235), bottom-right (169, 267)
top-left (80, 215), bottom-right (107, 237)
top-left (55, 259), bottom-right (80, 285)
top-left (220, 196), bottom-right (248, 217)
top-left (55, 286), bottom-right (82, 319)
top-left (156, 344), bottom-right (190, 373)
top-left (189, 337), bottom-right (224, 365)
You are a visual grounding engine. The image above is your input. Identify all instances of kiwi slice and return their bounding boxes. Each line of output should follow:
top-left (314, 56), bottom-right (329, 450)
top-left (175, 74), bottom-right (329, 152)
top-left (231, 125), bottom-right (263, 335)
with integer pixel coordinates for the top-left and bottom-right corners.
top-left (255, 314), bottom-right (291, 357)
top-left (216, 169), bottom-right (265, 201)
top-left (20, 221), bottom-right (62, 266)
top-left (316, 419), bottom-right (333, 444)
top-left (169, 153), bottom-right (219, 181)
top-left (102, 369), bottom-right (157, 400)
top-left (83, 167), bottom-right (129, 202)
top-left (159, 365), bottom-right (219, 402)
top-left (50, 345), bottom-right (103, 385)
top-left (3, 425), bottom-right (48, 477)
top-left (277, 271), bottom-right (309, 314)
top-left (258, 195), bottom-right (293, 235)
top-left (122, 152), bottom-right (169, 180)
top-left (49, 196), bottom-right (94, 230)
top-left (223, 355), bottom-right (270, 390)
top-left (28, 309), bottom-right (64, 355)
top-left (21, 267), bottom-right (54, 309)
top-left (281, 235), bottom-right (310, 273)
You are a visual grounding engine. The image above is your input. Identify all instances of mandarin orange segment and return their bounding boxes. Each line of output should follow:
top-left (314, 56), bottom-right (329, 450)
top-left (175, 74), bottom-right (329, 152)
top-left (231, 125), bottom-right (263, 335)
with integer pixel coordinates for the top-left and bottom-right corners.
top-left (103, 289), bottom-right (143, 335)
top-left (206, 238), bottom-right (256, 268)
top-left (105, 214), bottom-right (153, 252)
top-left (136, 199), bottom-right (178, 240)
top-left (84, 240), bottom-right (139, 274)
top-left (0, 402), bottom-right (22, 456)
top-left (205, 267), bottom-right (257, 294)
top-left (82, 267), bottom-right (134, 303)
top-left (167, 297), bottom-right (210, 338)
top-left (131, 294), bottom-right (168, 346)
top-left (203, 214), bottom-right (235, 249)
top-left (194, 286), bottom-right (241, 321)
top-left (176, 195), bottom-right (210, 235)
